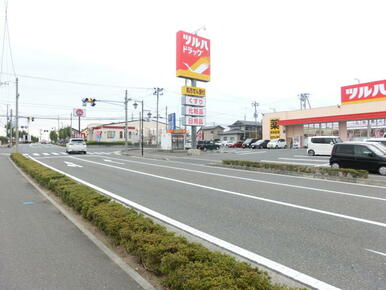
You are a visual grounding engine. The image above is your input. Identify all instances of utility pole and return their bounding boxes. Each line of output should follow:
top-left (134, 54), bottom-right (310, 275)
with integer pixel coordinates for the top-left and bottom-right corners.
top-left (124, 90), bottom-right (128, 152)
top-left (70, 113), bottom-right (73, 137)
top-left (15, 77), bottom-right (19, 152)
top-left (165, 106), bottom-right (168, 130)
top-left (153, 87), bottom-right (163, 148)
top-left (191, 80), bottom-right (197, 149)
top-left (6, 104), bottom-right (9, 143)
top-left (141, 101), bottom-right (144, 156)
top-left (251, 101), bottom-right (259, 138)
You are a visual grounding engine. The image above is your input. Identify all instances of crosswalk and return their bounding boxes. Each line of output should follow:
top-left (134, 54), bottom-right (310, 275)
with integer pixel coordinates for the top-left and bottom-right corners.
top-left (23, 151), bottom-right (121, 157)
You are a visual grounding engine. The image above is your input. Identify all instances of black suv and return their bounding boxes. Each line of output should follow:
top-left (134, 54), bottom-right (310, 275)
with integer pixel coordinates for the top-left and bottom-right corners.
top-left (197, 140), bottom-right (220, 151)
top-left (330, 142), bottom-right (386, 175)
top-left (242, 138), bottom-right (258, 149)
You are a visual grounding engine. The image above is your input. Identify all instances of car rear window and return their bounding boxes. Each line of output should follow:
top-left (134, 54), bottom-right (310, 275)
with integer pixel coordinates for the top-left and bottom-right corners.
top-left (71, 139), bottom-right (85, 144)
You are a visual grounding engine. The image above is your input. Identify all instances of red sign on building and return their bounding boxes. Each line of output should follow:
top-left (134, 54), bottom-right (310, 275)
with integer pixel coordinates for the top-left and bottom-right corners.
top-left (341, 80), bottom-right (386, 104)
top-left (176, 31), bottom-right (210, 82)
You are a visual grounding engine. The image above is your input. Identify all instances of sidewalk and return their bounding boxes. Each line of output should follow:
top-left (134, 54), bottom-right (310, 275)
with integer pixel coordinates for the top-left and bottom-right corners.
top-left (0, 155), bottom-right (151, 290)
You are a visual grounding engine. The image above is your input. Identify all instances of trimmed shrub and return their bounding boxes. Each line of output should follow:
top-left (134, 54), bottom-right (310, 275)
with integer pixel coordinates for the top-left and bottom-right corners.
top-left (222, 159), bottom-right (368, 179)
top-left (11, 153), bottom-right (299, 290)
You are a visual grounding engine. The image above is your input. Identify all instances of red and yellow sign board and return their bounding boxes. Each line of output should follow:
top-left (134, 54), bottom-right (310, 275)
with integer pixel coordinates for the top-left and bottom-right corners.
top-left (181, 86), bottom-right (206, 97)
top-left (166, 129), bottom-right (187, 134)
top-left (270, 118), bottom-right (280, 139)
top-left (176, 31), bottom-right (210, 82)
top-left (341, 80), bottom-right (386, 104)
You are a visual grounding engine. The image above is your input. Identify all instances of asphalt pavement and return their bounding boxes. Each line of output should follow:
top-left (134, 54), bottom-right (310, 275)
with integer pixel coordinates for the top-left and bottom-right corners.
top-left (14, 144), bottom-right (386, 290)
top-left (0, 153), bottom-right (150, 290)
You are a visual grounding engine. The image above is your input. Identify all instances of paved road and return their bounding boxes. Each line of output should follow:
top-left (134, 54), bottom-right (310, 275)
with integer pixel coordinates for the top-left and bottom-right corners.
top-left (0, 153), bottom-right (150, 290)
top-left (15, 144), bottom-right (386, 290)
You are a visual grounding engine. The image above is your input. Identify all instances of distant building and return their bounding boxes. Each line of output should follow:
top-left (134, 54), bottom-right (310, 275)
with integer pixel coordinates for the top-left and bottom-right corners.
top-left (86, 120), bottom-right (167, 144)
top-left (218, 120), bottom-right (261, 143)
top-left (197, 125), bottom-right (225, 141)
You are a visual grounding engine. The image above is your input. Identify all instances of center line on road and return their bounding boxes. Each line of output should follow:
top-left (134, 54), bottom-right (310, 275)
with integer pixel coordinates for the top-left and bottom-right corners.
top-left (28, 156), bottom-right (339, 290)
top-left (69, 156), bottom-right (386, 228)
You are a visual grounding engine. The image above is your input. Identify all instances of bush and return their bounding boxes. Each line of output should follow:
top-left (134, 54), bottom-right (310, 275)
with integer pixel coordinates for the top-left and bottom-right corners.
top-left (222, 159), bottom-right (368, 179)
top-left (11, 153), bottom-right (298, 290)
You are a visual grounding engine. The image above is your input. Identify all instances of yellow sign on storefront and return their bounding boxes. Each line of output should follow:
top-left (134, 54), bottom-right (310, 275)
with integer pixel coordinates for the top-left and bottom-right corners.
top-left (270, 118), bottom-right (280, 139)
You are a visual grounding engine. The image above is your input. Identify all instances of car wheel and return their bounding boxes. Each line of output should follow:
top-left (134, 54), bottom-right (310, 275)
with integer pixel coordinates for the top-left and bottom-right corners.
top-left (83, 151), bottom-right (87, 154)
top-left (275, 145), bottom-right (278, 149)
top-left (308, 150), bottom-right (315, 156)
top-left (203, 147), bottom-right (208, 152)
top-left (331, 162), bottom-right (340, 169)
top-left (284, 145), bottom-right (287, 149)
top-left (378, 166), bottom-right (386, 176)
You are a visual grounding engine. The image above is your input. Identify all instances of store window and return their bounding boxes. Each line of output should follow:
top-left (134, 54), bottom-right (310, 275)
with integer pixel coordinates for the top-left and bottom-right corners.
top-left (119, 131), bottom-right (123, 139)
top-left (107, 131), bottom-right (115, 139)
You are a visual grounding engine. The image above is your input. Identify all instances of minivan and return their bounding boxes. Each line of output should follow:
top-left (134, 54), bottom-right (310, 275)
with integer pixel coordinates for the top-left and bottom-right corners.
top-left (330, 142), bottom-right (386, 175)
top-left (267, 138), bottom-right (287, 149)
top-left (242, 138), bottom-right (258, 148)
top-left (307, 136), bottom-right (341, 156)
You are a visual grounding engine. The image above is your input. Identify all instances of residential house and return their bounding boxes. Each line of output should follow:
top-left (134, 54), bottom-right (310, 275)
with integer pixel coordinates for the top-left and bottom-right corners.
top-left (218, 120), bottom-right (262, 143)
top-left (197, 125), bottom-right (225, 141)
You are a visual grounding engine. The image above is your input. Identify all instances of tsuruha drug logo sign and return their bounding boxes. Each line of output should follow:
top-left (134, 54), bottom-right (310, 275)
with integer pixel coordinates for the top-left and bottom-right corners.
top-left (176, 31), bottom-right (210, 82)
top-left (341, 80), bottom-right (386, 104)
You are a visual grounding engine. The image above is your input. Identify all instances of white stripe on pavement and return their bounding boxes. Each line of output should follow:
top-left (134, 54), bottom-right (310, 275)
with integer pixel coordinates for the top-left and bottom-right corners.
top-left (294, 155), bottom-right (330, 159)
top-left (29, 156), bottom-right (340, 290)
top-left (279, 157), bottom-right (327, 162)
top-left (42, 153), bottom-right (50, 156)
top-left (365, 249), bottom-right (386, 257)
top-left (52, 152), bottom-right (59, 155)
top-left (32, 153), bottom-right (40, 156)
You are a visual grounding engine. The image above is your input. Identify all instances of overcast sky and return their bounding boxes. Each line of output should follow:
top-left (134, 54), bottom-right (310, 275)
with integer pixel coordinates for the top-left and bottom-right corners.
top-left (0, 0), bottom-right (385, 137)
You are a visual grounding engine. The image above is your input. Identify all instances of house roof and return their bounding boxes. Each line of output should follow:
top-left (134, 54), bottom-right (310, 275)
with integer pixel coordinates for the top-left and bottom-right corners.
top-left (229, 120), bottom-right (261, 127)
top-left (200, 125), bottom-right (225, 130)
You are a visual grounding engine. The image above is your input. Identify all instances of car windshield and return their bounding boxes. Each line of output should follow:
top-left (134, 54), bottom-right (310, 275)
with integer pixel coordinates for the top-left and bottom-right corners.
top-left (367, 143), bottom-right (386, 155)
top-left (331, 138), bottom-right (341, 144)
top-left (71, 139), bottom-right (85, 144)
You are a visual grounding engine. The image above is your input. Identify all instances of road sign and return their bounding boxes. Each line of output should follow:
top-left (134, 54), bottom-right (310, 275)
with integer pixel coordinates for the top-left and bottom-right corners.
top-left (181, 116), bottom-right (205, 126)
top-left (181, 86), bottom-right (206, 97)
top-left (73, 108), bottom-right (86, 117)
top-left (181, 105), bottom-right (206, 116)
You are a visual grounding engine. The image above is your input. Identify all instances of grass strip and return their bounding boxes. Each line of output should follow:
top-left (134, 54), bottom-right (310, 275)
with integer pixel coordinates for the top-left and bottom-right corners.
top-left (11, 153), bottom-right (301, 290)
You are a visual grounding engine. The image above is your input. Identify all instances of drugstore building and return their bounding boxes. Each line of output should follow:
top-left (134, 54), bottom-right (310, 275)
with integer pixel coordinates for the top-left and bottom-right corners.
top-left (262, 80), bottom-right (386, 147)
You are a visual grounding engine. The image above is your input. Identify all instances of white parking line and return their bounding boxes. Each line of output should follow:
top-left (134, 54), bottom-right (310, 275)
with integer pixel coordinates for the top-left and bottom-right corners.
top-left (365, 249), bottom-right (386, 257)
top-left (32, 153), bottom-right (40, 156)
top-left (279, 157), bottom-right (327, 162)
top-left (42, 153), bottom-right (50, 156)
top-left (52, 152), bottom-right (59, 155)
top-left (237, 151), bottom-right (267, 155)
top-left (29, 156), bottom-right (340, 290)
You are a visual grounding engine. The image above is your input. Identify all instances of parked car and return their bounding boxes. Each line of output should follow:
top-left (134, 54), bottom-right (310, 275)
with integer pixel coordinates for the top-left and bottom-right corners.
top-left (267, 138), bottom-right (287, 149)
top-left (330, 142), bottom-right (386, 175)
top-left (251, 139), bottom-right (270, 149)
top-left (66, 138), bottom-right (87, 154)
top-left (196, 140), bottom-right (220, 151)
top-left (307, 136), bottom-right (341, 156)
top-left (228, 141), bottom-right (243, 148)
top-left (242, 138), bottom-right (258, 148)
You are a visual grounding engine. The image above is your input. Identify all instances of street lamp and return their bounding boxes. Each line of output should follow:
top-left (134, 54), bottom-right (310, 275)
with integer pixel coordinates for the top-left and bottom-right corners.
top-left (132, 100), bottom-right (144, 156)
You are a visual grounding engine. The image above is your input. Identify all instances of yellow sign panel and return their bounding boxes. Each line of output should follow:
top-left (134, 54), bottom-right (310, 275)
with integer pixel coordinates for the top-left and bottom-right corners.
top-left (181, 86), bottom-right (206, 97)
top-left (270, 118), bottom-right (280, 139)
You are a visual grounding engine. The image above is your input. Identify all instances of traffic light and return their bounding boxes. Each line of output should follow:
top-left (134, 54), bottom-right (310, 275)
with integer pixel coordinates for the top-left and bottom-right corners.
top-left (82, 98), bottom-right (96, 106)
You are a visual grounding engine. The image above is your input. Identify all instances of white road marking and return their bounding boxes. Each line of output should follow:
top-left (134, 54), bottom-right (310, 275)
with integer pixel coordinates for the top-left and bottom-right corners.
top-left (64, 161), bottom-right (83, 168)
top-left (237, 151), bottom-right (267, 155)
top-left (103, 159), bottom-right (124, 165)
top-left (92, 155), bottom-right (386, 202)
top-left (60, 152), bottom-right (67, 155)
top-left (71, 157), bottom-right (386, 228)
top-left (29, 156), bottom-right (340, 290)
top-left (52, 152), bottom-right (59, 155)
top-left (279, 157), bottom-right (327, 162)
top-left (23, 153), bottom-right (29, 156)
top-left (294, 155), bottom-right (330, 159)
top-left (129, 155), bottom-right (386, 189)
top-left (365, 249), bottom-right (386, 257)
top-left (32, 153), bottom-right (40, 156)
top-left (42, 153), bottom-right (50, 156)
top-left (260, 160), bottom-right (322, 166)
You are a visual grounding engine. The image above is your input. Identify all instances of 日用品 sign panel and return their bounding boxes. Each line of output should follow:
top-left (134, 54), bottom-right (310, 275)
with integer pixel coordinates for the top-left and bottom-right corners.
top-left (181, 105), bottom-right (206, 116)
top-left (270, 118), bottom-right (280, 139)
top-left (181, 86), bottom-right (206, 97)
top-left (181, 95), bottom-right (206, 107)
top-left (182, 116), bottom-right (205, 126)
top-left (176, 31), bottom-right (210, 82)
top-left (341, 80), bottom-right (386, 104)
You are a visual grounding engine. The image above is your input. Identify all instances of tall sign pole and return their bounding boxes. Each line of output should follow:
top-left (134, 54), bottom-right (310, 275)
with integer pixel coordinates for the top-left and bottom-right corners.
top-left (176, 30), bottom-right (210, 149)
top-left (15, 77), bottom-right (19, 152)
top-left (124, 90), bottom-right (128, 152)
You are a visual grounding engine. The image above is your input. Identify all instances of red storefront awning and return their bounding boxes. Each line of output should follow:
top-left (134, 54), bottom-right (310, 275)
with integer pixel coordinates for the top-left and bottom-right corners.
top-left (278, 111), bottom-right (386, 126)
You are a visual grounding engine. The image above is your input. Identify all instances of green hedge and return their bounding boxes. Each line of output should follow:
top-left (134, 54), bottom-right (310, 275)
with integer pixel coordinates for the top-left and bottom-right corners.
top-left (222, 160), bottom-right (368, 179)
top-left (11, 153), bottom-right (298, 290)
top-left (86, 141), bottom-right (131, 146)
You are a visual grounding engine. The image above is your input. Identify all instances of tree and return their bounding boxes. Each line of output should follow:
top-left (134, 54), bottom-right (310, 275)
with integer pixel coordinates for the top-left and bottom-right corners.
top-left (58, 126), bottom-right (71, 140)
top-left (50, 131), bottom-right (58, 143)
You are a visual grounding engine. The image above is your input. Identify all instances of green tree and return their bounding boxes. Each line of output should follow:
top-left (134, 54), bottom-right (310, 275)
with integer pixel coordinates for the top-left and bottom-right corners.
top-left (50, 131), bottom-right (58, 143)
top-left (58, 126), bottom-right (71, 141)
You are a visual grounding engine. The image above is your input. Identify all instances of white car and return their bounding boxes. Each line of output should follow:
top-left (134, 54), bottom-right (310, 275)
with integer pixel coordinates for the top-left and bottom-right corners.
top-left (66, 138), bottom-right (87, 154)
top-left (307, 136), bottom-right (341, 156)
top-left (267, 138), bottom-right (287, 149)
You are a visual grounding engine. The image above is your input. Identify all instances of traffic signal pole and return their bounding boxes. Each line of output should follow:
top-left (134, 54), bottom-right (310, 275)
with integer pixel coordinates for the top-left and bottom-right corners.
top-left (15, 77), bottom-right (19, 153)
